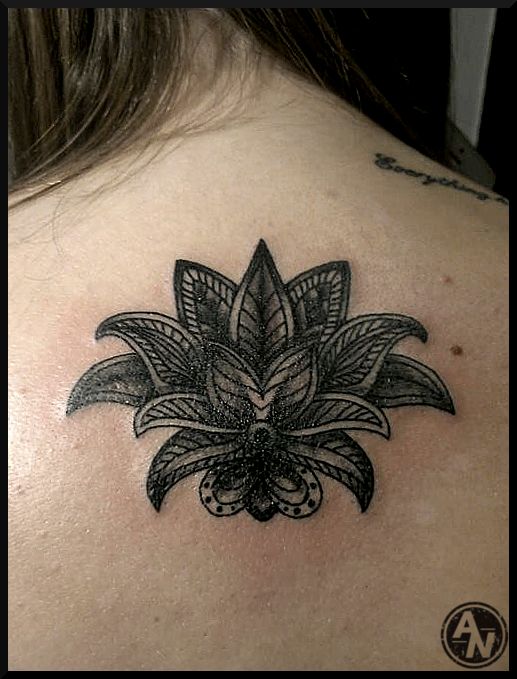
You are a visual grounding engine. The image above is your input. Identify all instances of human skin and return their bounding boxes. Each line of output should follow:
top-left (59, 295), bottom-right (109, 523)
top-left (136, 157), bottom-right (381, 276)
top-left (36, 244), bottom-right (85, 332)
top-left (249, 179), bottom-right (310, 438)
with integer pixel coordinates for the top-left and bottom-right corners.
top-left (8, 63), bottom-right (508, 670)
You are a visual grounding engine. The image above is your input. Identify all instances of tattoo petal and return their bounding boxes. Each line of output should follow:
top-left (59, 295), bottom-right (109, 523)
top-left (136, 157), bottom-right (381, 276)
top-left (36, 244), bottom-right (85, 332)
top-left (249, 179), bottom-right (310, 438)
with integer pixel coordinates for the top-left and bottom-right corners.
top-left (134, 393), bottom-right (242, 436)
top-left (271, 463), bottom-right (323, 518)
top-left (96, 312), bottom-right (202, 391)
top-left (319, 313), bottom-right (427, 393)
top-left (174, 260), bottom-right (236, 342)
top-left (67, 353), bottom-right (155, 415)
top-left (288, 261), bottom-right (350, 343)
top-left (282, 432), bottom-right (374, 511)
top-left (366, 353), bottom-right (455, 414)
top-left (229, 240), bottom-right (294, 369)
top-left (245, 485), bottom-right (278, 522)
top-left (199, 465), bottom-right (248, 517)
top-left (147, 429), bottom-right (245, 511)
top-left (263, 345), bottom-right (318, 423)
top-left (205, 345), bottom-right (258, 425)
top-left (287, 393), bottom-right (390, 438)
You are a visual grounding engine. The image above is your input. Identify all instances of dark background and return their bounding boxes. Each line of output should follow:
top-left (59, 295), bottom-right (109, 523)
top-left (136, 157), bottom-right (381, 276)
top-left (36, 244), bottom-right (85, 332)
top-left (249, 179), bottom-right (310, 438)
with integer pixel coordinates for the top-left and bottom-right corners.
top-left (333, 8), bottom-right (509, 198)
top-left (477, 10), bottom-right (510, 197)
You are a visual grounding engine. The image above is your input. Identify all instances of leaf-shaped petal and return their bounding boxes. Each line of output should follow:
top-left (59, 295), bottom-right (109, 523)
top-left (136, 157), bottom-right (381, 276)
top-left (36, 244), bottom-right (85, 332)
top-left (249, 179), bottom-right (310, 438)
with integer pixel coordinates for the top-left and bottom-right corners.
top-left (205, 345), bottom-right (259, 426)
top-left (287, 393), bottom-right (390, 438)
top-left (366, 354), bottom-right (455, 414)
top-left (263, 345), bottom-right (318, 423)
top-left (229, 240), bottom-right (294, 370)
top-left (134, 393), bottom-right (242, 436)
top-left (288, 261), bottom-right (350, 343)
top-left (245, 483), bottom-right (279, 522)
top-left (199, 464), bottom-right (248, 517)
top-left (319, 313), bottom-right (427, 393)
top-left (174, 260), bottom-right (236, 342)
top-left (96, 312), bottom-right (201, 391)
top-left (270, 463), bottom-right (322, 519)
top-left (282, 432), bottom-right (374, 511)
top-left (147, 428), bottom-right (245, 511)
top-left (66, 353), bottom-right (155, 415)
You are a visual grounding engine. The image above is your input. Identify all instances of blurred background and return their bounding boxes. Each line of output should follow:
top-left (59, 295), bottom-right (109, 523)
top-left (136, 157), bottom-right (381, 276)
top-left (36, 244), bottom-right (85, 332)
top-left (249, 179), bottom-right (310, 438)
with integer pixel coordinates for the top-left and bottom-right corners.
top-left (334, 7), bottom-right (509, 197)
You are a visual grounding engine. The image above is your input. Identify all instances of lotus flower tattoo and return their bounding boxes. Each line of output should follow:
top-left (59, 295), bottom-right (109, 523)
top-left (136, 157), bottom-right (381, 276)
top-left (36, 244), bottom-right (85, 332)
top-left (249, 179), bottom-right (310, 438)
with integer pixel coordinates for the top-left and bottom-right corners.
top-left (67, 240), bottom-right (454, 521)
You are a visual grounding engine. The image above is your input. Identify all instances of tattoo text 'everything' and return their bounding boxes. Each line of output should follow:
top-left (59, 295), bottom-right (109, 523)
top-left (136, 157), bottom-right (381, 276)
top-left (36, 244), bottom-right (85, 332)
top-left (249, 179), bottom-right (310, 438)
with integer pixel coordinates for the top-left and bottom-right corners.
top-left (374, 153), bottom-right (508, 205)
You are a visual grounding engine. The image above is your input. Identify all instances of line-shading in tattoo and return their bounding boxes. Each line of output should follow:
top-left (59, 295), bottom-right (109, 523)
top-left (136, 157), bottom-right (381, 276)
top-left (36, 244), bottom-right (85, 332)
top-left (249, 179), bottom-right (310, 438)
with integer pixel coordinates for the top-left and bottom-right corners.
top-left (374, 152), bottom-right (509, 205)
top-left (67, 241), bottom-right (455, 522)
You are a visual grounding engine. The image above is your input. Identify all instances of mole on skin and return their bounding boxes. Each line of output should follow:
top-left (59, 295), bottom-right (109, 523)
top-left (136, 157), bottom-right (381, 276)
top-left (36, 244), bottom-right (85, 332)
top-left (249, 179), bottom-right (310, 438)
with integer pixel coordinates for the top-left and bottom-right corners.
top-left (442, 279), bottom-right (462, 356)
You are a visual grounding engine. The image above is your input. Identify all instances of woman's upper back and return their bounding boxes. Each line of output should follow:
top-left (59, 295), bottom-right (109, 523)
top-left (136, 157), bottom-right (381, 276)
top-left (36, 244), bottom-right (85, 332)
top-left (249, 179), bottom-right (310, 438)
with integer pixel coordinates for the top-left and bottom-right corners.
top-left (8, 67), bottom-right (508, 670)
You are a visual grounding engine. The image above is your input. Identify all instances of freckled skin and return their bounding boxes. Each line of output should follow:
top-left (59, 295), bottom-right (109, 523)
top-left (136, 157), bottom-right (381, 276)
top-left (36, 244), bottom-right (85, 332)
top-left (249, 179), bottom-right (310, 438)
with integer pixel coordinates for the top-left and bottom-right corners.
top-left (450, 345), bottom-right (463, 356)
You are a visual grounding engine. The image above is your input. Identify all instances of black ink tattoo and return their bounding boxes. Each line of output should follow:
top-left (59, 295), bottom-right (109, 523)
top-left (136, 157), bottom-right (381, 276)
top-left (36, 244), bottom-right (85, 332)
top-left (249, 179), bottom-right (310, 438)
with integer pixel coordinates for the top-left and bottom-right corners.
top-left (374, 153), bottom-right (509, 205)
top-left (67, 241), bottom-right (455, 521)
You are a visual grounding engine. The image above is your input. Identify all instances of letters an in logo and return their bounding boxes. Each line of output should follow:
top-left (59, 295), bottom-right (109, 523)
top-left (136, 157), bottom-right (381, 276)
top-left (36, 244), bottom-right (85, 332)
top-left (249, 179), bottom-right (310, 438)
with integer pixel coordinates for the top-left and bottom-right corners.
top-left (441, 602), bottom-right (508, 668)
top-left (452, 610), bottom-right (496, 659)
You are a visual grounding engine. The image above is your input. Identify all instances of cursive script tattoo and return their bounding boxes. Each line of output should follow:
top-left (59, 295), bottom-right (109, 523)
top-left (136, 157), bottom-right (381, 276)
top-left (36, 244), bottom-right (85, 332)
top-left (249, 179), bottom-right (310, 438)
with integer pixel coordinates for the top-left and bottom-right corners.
top-left (67, 241), bottom-right (455, 521)
top-left (374, 153), bottom-right (509, 205)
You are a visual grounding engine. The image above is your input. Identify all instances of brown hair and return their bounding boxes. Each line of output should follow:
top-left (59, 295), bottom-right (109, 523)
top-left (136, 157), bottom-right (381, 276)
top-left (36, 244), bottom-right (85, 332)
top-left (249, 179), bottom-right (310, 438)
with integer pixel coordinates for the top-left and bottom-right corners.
top-left (8, 9), bottom-right (436, 206)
